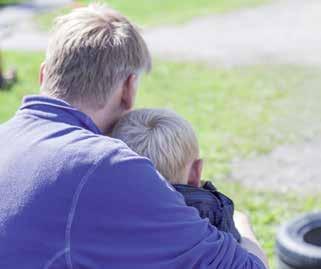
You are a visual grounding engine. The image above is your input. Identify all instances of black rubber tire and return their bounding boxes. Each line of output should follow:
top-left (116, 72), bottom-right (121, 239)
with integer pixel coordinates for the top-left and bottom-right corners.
top-left (276, 212), bottom-right (321, 269)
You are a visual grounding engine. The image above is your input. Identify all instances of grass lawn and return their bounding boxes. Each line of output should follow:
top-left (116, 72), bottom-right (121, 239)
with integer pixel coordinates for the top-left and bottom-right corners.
top-left (35, 0), bottom-right (269, 30)
top-left (2, 51), bottom-right (321, 268)
top-left (79, 0), bottom-right (270, 26)
top-left (0, 0), bottom-right (23, 5)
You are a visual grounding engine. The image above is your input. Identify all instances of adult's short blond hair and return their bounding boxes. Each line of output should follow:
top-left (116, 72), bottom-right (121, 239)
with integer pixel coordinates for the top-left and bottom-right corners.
top-left (111, 109), bottom-right (199, 184)
top-left (42, 4), bottom-right (151, 107)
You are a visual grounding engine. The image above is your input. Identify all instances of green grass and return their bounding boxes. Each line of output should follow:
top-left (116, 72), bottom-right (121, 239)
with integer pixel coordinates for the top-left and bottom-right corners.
top-left (35, 0), bottom-right (269, 30)
top-left (80, 0), bottom-right (269, 26)
top-left (0, 52), bottom-right (42, 121)
top-left (137, 62), bottom-right (321, 179)
top-left (2, 51), bottom-right (321, 268)
top-left (221, 182), bottom-right (321, 268)
top-left (0, 0), bottom-right (24, 5)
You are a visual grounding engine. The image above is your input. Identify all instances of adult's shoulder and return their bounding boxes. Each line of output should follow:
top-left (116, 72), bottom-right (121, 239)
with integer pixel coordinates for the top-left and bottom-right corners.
top-left (63, 128), bottom-right (150, 170)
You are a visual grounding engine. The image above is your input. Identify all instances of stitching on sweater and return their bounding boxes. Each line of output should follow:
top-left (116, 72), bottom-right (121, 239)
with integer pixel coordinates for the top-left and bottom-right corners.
top-left (65, 157), bottom-right (106, 269)
top-left (44, 248), bottom-right (69, 269)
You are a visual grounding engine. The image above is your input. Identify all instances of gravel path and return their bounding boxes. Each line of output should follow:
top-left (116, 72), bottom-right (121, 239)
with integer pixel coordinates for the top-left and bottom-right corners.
top-left (0, 0), bottom-right (72, 50)
top-left (2, 0), bottom-right (321, 65)
top-left (230, 138), bottom-right (321, 193)
top-left (144, 0), bottom-right (321, 66)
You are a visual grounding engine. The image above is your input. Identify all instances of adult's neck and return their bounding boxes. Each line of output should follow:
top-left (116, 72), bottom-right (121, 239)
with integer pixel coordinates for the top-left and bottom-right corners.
top-left (41, 92), bottom-right (113, 134)
top-left (79, 105), bottom-right (115, 135)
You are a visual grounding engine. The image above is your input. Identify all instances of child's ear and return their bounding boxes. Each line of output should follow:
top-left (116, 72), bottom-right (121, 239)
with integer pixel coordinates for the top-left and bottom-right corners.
top-left (187, 159), bottom-right (203, 187)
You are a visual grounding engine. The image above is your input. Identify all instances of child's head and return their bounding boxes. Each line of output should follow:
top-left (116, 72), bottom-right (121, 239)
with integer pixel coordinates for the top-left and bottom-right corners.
top-left (112, 109), bottom-right (203, 186)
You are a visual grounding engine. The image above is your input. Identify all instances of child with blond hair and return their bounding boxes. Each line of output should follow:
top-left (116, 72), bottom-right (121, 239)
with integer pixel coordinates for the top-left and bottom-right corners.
top-left (112, 108), bottom-right (241, 242)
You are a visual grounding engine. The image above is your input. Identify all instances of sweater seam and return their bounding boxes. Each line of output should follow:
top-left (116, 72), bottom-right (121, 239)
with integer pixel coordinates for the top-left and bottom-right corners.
top-left (64, 156), bottom-right (108, 269)
top-left (44, 247), bottom-right (69, 269)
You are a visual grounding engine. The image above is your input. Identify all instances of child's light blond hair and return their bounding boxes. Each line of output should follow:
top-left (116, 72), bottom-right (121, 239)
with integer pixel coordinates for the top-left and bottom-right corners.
top-left (111, 109), bottom-right (199, 184)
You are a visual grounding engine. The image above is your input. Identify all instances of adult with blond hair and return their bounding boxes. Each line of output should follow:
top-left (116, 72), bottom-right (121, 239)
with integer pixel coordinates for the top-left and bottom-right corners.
top-left (0, 4), bottom-right (268, 269)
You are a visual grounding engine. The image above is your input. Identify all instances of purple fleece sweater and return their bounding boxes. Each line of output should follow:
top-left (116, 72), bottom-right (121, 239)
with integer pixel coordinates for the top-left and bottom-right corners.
top-left (0, 95), bottom-right (266, 269)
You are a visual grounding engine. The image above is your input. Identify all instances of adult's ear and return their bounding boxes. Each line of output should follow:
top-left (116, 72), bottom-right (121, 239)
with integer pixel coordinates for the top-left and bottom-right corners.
top-left (39, 62), bottom-right (45, 86)
top-left (121, 73), bottom-right (139, 111)
top-left (187, 159), bottom-right (203, 187)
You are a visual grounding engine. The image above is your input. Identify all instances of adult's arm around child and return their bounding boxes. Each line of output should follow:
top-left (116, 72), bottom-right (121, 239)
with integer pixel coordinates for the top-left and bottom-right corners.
top-left (69, 154), bottom-right (268, 269)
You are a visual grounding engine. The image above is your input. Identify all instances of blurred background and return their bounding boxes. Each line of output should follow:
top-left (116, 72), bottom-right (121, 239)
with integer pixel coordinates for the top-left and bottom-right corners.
top-left (1, 0), bottom-right (320, 267)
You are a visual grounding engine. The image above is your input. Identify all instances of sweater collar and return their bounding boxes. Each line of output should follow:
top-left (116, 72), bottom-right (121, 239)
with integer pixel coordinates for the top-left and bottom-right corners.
top-left (19, 95), bottom-right (102, 135)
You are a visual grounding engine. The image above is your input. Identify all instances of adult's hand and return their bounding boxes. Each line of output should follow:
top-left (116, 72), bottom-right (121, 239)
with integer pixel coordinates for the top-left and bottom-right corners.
top-left (234, 211), bottom-right (269, 268)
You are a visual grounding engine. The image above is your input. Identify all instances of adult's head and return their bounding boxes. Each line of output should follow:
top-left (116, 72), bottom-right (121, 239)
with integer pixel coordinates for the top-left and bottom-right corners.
top-left (112, 108), bottom-right (203, 187)
top-left (40, 4), bottom-right (151, 133)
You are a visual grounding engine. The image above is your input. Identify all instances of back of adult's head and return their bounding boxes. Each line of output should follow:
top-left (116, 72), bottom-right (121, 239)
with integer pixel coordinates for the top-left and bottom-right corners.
top-left (41, 4), bottom-right (151, 109)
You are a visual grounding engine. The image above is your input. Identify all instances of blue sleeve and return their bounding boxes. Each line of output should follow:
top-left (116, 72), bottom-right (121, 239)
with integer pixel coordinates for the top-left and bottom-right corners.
top-left (68, 156), bottom-right (266, 269)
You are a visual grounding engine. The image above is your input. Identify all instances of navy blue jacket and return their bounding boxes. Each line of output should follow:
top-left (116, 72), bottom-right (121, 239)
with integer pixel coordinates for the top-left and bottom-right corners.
top-left (174, 181), bottom-right (241, 242)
